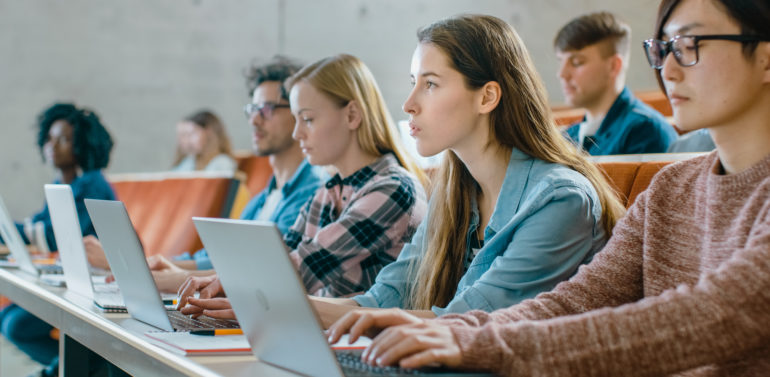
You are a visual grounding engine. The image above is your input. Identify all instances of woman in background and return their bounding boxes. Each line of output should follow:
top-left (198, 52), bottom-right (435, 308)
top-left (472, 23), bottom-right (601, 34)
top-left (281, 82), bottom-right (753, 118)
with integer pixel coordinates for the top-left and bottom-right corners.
top-left (0, 103), bottom-right (116, 377)
top-left (171, 110), bottom-right (236, 173)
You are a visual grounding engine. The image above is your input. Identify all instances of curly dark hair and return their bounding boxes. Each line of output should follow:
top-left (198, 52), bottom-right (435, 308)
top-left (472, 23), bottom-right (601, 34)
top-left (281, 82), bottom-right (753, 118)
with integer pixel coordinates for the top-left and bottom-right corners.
top-left (36, 103), bottom-right (114, 171)
top-left (244, 55), bottom-right (304, 100)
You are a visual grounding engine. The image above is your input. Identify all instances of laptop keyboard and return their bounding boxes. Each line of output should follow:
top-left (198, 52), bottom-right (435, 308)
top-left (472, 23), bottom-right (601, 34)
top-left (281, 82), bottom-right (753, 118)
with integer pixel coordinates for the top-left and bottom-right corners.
top-left (337, 352), bottom-right (427, 375)
top-left (167, 311), bottom-right (239, 330)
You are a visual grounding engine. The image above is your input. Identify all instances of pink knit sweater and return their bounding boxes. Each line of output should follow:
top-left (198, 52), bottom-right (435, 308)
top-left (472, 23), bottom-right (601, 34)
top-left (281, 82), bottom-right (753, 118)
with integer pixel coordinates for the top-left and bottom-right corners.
top-left (438, 151), bottom-right (770, 376)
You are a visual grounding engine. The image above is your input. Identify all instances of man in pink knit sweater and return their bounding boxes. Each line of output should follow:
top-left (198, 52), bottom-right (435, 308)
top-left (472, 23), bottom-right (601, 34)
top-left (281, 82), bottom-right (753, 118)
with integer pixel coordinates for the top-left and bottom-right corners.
top-left (327, 0), bottom-right (770, 375)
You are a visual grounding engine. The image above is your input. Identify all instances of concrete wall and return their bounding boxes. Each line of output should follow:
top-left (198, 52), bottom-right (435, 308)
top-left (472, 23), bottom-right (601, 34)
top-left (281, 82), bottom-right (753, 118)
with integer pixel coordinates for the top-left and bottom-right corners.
top-left (0, 0), bottom-right (663, 218)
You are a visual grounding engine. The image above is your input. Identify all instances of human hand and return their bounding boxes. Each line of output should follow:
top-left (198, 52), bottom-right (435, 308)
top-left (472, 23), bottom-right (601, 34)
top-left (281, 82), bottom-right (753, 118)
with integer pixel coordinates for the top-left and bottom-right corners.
top-left (83, 235), bottom-right (110, 270)
top-left (181, 297), bottom-right (235, 319)
top-left (361, 321), bottom-right (462, 369)
top-left (176, 275), bottom-right (223, 311)
top-left (326, 308), bottom-right (422, 345)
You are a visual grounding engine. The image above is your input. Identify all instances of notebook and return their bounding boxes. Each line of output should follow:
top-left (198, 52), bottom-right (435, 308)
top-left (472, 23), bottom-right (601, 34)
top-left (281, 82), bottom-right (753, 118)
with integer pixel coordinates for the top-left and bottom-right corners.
top-left (194, 218), bottom-right (493, 377)
top-left (85, 199), bottom-right (238, 332)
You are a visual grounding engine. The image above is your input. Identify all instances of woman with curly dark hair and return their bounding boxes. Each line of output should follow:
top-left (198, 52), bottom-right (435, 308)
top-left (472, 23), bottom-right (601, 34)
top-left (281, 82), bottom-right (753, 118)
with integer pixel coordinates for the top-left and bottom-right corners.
top-left (0, 103), bottom-right (117, 377)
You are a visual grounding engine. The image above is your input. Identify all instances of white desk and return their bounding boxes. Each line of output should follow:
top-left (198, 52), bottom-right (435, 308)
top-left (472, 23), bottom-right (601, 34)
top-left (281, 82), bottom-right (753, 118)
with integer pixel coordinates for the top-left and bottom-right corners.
top-left (0, 267), bottom-right (299, 376)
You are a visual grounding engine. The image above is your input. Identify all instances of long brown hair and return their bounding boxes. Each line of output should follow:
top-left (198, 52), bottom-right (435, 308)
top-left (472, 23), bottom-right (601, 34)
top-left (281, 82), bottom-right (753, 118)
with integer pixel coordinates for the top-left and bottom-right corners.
top-left (286, 54), bottom-right (428, 188)
top-left (408, 14), bottom-right (626, 310)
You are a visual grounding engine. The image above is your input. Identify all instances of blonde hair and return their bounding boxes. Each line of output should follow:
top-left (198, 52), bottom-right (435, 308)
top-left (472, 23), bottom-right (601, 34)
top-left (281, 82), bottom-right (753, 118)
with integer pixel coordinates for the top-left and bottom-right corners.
top-left (408, 15), bottom-right (626, 310)
top-left (286, 54), bottom-right (428, 188)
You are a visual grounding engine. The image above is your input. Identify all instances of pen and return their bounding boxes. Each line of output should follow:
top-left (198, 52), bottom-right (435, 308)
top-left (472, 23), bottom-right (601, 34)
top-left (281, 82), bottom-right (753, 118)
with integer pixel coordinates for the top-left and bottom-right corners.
top-left (189, 329), bottom-right (243, 336)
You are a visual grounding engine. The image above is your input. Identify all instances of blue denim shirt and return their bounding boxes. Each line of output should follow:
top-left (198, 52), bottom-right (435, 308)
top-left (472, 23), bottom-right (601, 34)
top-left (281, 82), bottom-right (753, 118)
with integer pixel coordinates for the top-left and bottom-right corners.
top-left (566, 87), bottom-right (678, 155)
top-left (8, 170), bottom-right (116, 251)
top-left (352, 148), bottom-right (608, 315)
top-left (176, 159), bottom-right (327, 270)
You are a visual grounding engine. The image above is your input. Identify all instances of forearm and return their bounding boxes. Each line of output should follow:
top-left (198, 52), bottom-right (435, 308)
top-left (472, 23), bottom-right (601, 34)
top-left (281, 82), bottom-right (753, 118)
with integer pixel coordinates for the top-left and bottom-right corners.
top-left (452, 247), bottom-right (770, 376)
top-left (172, 260), bottom-right (198, 270)
top-left (311, 296), bottom-right (360, 328)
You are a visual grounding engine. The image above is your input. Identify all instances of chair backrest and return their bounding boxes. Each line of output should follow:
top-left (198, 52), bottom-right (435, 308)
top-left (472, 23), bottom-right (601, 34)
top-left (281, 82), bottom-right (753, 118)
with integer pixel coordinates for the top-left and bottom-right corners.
top-left (109, 172), bottom-right (240, 257)
top-left (596, 160), bottom-right (674, 209)
top-left (235, 154), bottom-right (273, 197)
top-left (635, 90), bottom-right (672, 117)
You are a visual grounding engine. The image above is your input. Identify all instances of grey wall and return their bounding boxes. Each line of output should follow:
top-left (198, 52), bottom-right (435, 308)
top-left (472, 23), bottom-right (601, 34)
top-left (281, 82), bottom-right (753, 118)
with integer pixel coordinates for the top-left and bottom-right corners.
top-left (0, 0), bottom-right (663, 219)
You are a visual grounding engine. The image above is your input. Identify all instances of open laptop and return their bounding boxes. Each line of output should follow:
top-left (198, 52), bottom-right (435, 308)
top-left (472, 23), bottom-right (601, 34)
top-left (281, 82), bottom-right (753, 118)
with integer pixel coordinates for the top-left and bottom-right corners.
top-left (0, 194), bottom-right (63, 281)
top-left (85, 198), bottom-right (238, 332)
top-left (194, 218), bottom-right (493, 377)
top-left (45, 184), bottom-right (175, 311)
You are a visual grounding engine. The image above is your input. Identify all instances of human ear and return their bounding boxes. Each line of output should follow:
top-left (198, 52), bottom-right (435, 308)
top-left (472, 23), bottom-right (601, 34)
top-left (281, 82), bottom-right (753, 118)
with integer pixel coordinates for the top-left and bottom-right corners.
top-left (478, 81), bottom-right (502, 115)
top-left (609, 54), bottom-right (624, 80)
top-left (760, 42), bottom-right (770, 84)
top-left (345, 100), bottom-right (363, 130)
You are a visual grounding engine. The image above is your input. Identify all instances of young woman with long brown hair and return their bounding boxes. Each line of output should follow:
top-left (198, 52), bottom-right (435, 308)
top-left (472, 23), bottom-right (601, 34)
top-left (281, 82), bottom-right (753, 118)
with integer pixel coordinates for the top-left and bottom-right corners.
top-left (305, 13), bottom-right (626, 326)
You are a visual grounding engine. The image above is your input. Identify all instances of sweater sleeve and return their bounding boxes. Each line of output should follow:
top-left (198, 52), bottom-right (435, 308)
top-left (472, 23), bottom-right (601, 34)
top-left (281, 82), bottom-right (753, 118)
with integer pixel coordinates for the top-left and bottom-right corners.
top-left (435, 189), bottom-right (650, 328)
top-left (449, 203), bottom-right (770, 377)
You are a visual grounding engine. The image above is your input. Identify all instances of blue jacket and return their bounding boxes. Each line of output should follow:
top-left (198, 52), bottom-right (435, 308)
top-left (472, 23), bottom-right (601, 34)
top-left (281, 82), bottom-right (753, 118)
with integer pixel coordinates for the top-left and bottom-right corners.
top-left (353, 148), bottom-right (608, 315)
top-left (178, 159), bottom-right (327, 270)
top-left (12, 170), bottom-right (116, 251)
top-left (566, 87), bottom-right (677, 155)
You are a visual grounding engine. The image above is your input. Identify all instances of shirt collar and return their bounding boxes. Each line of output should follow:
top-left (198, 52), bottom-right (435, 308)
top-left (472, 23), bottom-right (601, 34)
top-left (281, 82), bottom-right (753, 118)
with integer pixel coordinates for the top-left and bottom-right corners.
top-left (324, 153), bottom-right (398, 190)
top-left (595, 86), bottom-right (632, 137)
top-left (278, 159), bottom-right (314, 196)
top-left (484, 148), bottom-right (534, 236)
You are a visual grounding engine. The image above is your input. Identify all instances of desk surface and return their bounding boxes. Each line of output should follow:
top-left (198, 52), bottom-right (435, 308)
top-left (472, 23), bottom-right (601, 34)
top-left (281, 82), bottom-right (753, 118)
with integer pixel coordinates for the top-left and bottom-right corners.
top-left (0, 267), bottom-right (300, 377)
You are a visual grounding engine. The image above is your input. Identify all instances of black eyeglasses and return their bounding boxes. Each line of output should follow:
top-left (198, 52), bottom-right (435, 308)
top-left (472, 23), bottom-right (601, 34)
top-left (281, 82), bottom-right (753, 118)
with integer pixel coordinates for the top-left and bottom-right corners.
top-left (643, 34), bottom-right (769, 69)
top-left (243, 102), bottom-right (290, 120)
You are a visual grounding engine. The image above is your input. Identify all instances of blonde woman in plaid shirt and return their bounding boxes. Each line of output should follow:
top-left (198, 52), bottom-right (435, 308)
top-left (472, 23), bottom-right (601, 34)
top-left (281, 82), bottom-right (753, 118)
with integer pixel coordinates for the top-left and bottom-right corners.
top-left (177, 54), bottom-right (428, 316)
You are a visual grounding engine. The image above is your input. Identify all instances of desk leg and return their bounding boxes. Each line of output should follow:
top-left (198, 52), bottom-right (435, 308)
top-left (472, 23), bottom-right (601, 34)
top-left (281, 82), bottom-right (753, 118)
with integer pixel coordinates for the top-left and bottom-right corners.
top-left (60, 334), bottom-right (91, 376)
top-left (60, 334), bottom-right (132, 377)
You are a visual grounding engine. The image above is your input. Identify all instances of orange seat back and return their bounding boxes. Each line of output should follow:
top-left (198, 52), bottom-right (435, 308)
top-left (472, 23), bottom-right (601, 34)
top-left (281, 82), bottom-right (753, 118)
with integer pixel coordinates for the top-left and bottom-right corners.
top-left (627, 161), bottom-right (671, 207)
top-left (111, 175), bottom-right (239, 257)
top-left (596, 162), bottom-right (641, 208)
top-left (236, 155), bottom-right (273, 197)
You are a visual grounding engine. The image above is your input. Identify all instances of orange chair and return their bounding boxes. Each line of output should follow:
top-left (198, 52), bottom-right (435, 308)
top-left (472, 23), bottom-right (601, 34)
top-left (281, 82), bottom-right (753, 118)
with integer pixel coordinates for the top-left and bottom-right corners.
top-left (110, 174), bottom-right (240, 258)
top-left (596, 160), bottom-right (673, 209)
top-left (235, 154), bottom-right (273, 197)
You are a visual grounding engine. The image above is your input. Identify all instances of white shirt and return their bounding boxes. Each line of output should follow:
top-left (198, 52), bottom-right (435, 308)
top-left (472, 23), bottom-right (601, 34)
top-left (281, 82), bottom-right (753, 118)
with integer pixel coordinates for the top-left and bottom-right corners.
top-left (578, 116), bottom-right (604, 146)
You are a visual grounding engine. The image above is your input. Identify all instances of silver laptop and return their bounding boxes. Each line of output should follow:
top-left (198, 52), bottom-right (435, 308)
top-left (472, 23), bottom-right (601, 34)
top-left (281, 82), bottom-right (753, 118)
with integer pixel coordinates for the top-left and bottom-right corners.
top-left (0, 193), bottom-right (63, 281)
top-left (45, 184), bottom-right (139, 311)
top-left (194, 218), bottom-right (492, 377)
top-left (85, 199), bottom-right (238, 332)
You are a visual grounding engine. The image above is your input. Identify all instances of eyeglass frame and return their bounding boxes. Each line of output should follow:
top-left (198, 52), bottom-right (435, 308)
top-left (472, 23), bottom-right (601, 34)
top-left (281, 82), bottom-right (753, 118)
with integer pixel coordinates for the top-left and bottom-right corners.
top-left (243, 102), bottom-right (291, 120)
top-left (642, 34), bottom-right (770, 69)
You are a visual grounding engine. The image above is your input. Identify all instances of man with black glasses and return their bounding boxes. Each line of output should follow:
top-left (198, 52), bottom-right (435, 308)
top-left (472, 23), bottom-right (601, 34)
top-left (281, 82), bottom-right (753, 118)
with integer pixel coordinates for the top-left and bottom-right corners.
top-left (84, 56), bottom-right (327, 291)
top-left (555, 12), bottom-right (678, 155)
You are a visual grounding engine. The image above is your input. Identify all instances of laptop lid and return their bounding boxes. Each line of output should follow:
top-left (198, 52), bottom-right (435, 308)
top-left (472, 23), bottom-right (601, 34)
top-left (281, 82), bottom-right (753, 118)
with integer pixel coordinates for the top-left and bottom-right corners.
top-left (0, 194), bottom-right (38, 275)
top-left (44, 184), bottom-right (95, 299)
top-left (193, 217), bottom-right (344, 377)
top-left (85, 199), bottom-right (175, 331)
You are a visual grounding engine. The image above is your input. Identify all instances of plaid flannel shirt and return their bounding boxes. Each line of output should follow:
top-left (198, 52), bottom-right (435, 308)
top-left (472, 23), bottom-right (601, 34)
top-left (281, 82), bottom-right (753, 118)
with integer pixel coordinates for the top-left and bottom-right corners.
top-left (284, 153), bottom-right (427, 297)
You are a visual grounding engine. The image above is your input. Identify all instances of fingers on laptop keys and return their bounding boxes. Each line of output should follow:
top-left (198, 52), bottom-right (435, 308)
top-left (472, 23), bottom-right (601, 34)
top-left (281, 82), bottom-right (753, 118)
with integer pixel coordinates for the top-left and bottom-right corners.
top-left (327, 308), bottom-right (422, 345)
top-left (176, 274), bottom-right (222, 312)
top-left (186, 297), bottom-right (236, 319)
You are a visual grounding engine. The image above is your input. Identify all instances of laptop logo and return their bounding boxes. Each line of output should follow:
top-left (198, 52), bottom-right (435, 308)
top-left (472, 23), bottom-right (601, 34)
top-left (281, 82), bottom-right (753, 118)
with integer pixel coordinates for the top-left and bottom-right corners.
top-left (255, 289), bottom-right (270, 311)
